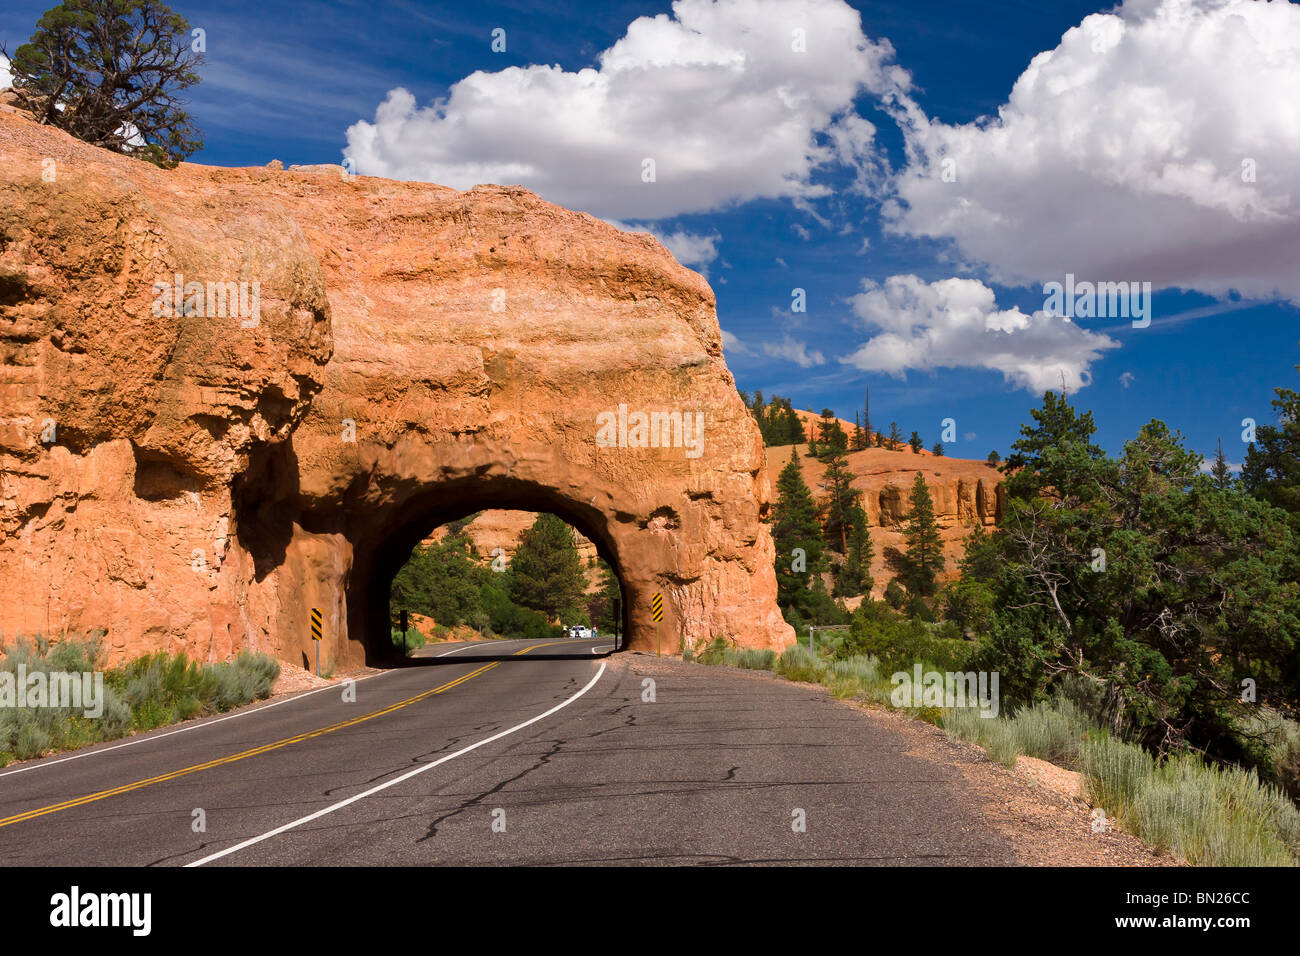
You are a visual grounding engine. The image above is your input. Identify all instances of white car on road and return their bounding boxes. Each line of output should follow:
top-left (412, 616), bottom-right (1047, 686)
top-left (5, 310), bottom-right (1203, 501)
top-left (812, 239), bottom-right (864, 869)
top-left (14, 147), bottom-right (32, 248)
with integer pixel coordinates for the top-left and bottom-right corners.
top-left (567, 625), bottom-right (592, 639)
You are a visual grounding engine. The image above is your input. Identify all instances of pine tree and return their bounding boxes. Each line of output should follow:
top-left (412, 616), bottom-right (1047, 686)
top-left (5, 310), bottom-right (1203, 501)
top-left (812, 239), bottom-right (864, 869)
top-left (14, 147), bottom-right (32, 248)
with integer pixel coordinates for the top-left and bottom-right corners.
top-left (932, 442), bottom-right (945, 457)
top-left (819, 446), bottom-right (861, 554)
top-left (587, 559), bottom-right (623, 633)
top-left (850, 411), bottom-right (867, 451)
top-left (862, 384), bottom-right (872, 445)
top-left (1242, 352), bottom-right (1300, 530)
top-left (783, 402), bottom-right (806, 445)
top-left (987, 450), bottom-right (1002, 467)
top-left (909, 431), bottom-right (923, 454)
top-left (815, 409), bottom-right (848, 460)
top-left (901, 472), bottom-right (945, 595)
top-left (508, 513), bottom-right (587, 620)
top-left (772, 447), bottom-right (827, 616)
top-left (887, 422), bottom-right (903, 451)
top-left (1210, 439), bottom-right (1234, 490)
top-left (1004, 390), bottom-right (1104, 502)
top-left (834, 502), bottom-right (874, 597)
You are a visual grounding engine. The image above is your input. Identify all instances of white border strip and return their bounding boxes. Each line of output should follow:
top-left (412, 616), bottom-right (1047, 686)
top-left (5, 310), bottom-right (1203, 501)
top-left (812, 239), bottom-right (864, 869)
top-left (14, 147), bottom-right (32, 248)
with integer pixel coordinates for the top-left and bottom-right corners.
top-left (184, 660), bottom-right (607, 866)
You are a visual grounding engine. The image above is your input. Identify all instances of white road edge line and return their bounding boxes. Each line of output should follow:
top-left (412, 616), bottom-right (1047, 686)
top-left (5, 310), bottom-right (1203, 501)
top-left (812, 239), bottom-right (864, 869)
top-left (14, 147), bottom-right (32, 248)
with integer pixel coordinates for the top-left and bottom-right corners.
top-left (433, 639), bottom-right (523, 657)
top-left (184, 660), bottom-right (607, 867)
top-left (0, 674), bottom-right (384, 780)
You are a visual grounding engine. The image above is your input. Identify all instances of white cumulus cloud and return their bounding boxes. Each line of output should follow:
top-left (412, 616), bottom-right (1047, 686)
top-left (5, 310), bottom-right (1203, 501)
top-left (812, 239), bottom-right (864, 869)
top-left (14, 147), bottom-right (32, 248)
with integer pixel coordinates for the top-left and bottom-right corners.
top-left (0, 55), bottom-right (12, 91)
top-left (344, 0), bottom-right (906, 219)
top-left (888, 0), bottom-right (1300, 303)
top-left (845, 274), bottom-right (1119, 393)
top-left (763, 335), bottom-right (826, 367)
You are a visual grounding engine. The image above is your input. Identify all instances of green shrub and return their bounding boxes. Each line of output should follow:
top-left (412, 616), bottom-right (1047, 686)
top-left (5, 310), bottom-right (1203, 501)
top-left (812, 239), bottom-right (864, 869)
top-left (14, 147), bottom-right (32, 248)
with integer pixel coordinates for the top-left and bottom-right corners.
top-left (847, 609), bottom-right (971, 675)
top-left (694, 638), bottom-right (778, 671)
top-left (775, 645), bottom-right (826, 683)
top-left (1008, 698), bottom-right (1091, 770)
top-left (0, 635), bottom-right (130, 765)
top-left (391, 626), bottom-right (427, 654)
top-left (734, 648), bottom-right (777, 670)
top-left (1130, 754), bottom-right (1300, 866)
top-left (941, 706), bottom-right (1021, 767)
top-left (1080, 732), bottom-right (1156, 816)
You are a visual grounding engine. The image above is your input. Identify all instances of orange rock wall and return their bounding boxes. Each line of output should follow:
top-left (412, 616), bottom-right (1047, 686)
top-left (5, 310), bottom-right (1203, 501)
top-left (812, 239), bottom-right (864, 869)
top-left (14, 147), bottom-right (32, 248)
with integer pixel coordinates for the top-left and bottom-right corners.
top-left (0, 110), bottom-right (792, 667)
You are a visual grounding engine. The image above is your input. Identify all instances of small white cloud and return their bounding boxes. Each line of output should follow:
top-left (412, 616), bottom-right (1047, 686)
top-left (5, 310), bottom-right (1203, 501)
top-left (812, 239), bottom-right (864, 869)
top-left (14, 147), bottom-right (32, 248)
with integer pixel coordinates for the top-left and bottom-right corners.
top-left (721, 328), bottom-right (755, 357)
top-left (762, 335), bottom-right (826, 368)
top-left (651, 228), bottom-right (722, 269)
top-left (963, 431), bottom-right (977, 442)
top-left (1119, 371), bottom-right (1135, 388)
top-left (845, 274), bottom-right (1119, 392)
top-left (792, 223), bottom-right (811, 241)
top-left (605, 219), bottom-right (720, 270)
top-left (775, 256), bottom-right (789, 269)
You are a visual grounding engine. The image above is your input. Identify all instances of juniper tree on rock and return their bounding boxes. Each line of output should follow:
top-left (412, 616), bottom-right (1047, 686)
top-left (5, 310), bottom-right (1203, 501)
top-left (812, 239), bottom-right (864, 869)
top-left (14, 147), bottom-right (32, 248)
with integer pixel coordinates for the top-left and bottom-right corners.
top-left (6, 0), bottom-right (203, 166)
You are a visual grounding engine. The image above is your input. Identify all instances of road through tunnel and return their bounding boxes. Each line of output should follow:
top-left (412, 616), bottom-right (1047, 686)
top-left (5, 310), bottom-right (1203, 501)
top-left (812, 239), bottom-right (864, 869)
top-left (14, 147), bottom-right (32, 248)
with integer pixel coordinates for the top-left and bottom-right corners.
top-left (349, 475), bottom-right (633, 666)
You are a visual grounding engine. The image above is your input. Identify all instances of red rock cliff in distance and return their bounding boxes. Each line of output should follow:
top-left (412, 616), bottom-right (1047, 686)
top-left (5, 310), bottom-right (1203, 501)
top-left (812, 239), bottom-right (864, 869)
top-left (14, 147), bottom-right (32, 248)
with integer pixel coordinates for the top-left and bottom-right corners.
top-left (0, 108), bottom-right (793, 667)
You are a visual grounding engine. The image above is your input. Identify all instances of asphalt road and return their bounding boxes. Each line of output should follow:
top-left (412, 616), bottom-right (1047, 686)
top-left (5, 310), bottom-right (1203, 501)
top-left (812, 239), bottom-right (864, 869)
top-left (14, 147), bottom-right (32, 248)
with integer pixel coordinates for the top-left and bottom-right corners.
top-left (0, 637), bottom-right (1020, 865)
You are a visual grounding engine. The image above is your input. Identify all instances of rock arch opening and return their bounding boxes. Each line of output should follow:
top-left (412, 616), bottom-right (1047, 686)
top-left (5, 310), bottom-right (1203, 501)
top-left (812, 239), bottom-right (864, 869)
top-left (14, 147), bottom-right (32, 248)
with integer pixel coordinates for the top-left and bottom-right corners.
top-left (350, 477), bottom-right (630, 665)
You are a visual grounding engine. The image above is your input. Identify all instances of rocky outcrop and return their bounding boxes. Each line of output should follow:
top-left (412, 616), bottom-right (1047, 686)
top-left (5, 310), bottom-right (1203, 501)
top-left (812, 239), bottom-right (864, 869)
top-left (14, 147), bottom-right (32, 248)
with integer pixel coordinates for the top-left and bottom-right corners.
top-left (0, 110), bottom-right (792, 667)
top-left (766, 443), bottom-right (1004, 597)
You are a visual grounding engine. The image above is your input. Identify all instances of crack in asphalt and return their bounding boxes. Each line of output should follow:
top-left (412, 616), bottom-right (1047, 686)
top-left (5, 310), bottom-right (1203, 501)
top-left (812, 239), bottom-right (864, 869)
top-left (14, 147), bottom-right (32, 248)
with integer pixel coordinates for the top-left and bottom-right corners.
top-left (415, 737), bottom-right (566, 843)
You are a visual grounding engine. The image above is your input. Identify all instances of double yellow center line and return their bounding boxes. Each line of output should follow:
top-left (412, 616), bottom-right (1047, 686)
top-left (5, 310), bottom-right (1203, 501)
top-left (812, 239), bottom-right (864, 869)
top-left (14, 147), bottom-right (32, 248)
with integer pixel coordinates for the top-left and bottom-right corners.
top-left (0, 640), bottom-right (568, 829)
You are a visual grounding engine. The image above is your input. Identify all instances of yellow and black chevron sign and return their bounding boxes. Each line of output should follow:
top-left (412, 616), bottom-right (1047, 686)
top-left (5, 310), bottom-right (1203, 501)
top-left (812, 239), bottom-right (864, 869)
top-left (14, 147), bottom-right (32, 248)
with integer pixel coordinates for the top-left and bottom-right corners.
top-left (310, 607), bottom-right (323, 641)
top-left (650, 592), bottom-right (663, 623)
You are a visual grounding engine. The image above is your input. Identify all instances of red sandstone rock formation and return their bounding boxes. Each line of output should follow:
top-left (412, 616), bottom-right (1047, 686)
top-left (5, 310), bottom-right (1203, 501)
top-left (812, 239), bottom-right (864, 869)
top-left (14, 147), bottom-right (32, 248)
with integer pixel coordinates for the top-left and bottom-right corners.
top-left (766, 443), bottom-right (1004, 598)
top-left (0, 110), bottom-right (791, 667)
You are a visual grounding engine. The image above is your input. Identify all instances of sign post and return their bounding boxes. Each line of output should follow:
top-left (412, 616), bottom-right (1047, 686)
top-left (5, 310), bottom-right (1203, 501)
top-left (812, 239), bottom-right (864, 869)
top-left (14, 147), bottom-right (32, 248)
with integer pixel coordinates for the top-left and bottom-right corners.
top-left (399, 608), bottom-right (409, 658)
top-left (651, 592), bottom-right (663, 658)
top-left (310, 606), bottom-right (323, 676)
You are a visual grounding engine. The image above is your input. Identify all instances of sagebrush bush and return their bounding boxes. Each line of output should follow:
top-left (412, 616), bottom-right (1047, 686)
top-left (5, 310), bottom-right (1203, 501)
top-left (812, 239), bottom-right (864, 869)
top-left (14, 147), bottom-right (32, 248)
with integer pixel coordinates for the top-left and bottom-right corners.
top-left (1080, 732), bottom-right (1155, 814)
top-left (942, 706), bottom-right (1020, 767)
top-left (1008, 698), bottom-right (1091, 770)
top-left (1, 637), bottom-right (282, 764)
top-left (0, 635), bottom-right (130, 764)
top-left (1130, 754), bottom-right (1300, 866)
top-left (775, 645), bottom-right (826, 683)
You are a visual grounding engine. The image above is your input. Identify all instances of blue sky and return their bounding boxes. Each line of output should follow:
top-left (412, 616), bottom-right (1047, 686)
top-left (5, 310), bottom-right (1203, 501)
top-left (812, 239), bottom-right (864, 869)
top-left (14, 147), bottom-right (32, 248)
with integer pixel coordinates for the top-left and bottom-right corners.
top-left (3, 0), bottom-right (1296, 464)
